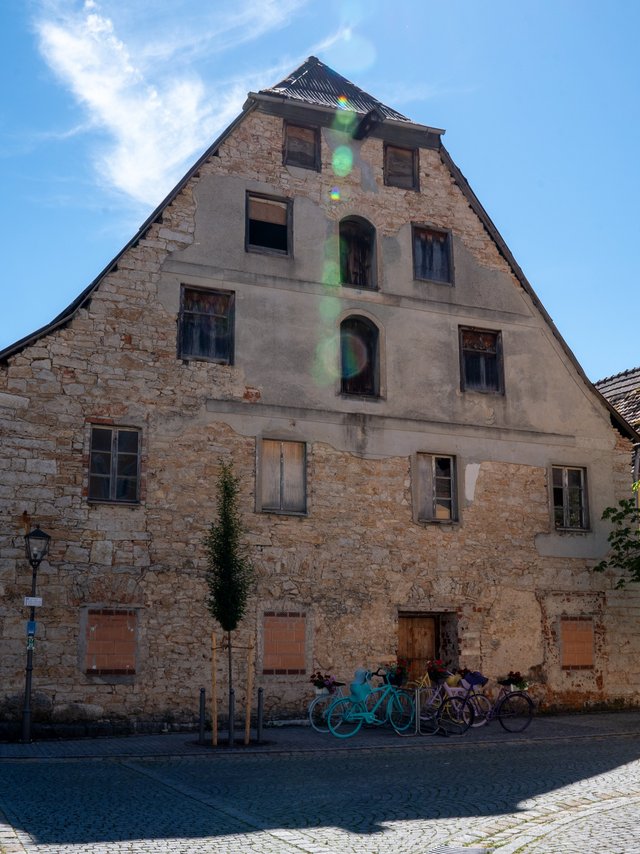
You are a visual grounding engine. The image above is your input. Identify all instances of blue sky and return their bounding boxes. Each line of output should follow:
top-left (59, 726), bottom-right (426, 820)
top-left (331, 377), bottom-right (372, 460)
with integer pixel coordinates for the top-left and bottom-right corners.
top-left (1, 0), bottom-right (639, 381)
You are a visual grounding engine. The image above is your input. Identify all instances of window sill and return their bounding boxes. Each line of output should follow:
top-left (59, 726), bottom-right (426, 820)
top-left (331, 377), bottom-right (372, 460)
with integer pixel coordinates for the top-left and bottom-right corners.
top-left (179, 355), bottom-right (233, 366)
top-left (246, 245), bottom-right (291, 258)
top-left (554, 527), bottom-right (591, 535)
top-left (339, 392), bottom-right (383, 401)
top-left (461, 387), bottom-right (504, 396)
top-left (340, 282), bottom-right (378, 292)
top-left (88, 499), bottom-right (141, 507)
top-left (260, 508), bottom-right (307, 517)
top-left (417, 517), bottom-right (459, 526)
top-left (414, 276), bottom-right (454, 287)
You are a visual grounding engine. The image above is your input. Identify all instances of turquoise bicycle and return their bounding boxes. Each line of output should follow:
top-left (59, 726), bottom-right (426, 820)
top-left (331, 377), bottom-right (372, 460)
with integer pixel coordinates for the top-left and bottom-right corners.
top-left (326, 668), bottom-right (415, 738)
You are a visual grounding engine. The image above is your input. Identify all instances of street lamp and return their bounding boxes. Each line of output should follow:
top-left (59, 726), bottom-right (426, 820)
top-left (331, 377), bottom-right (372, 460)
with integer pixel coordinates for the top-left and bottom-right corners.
top-left (21, 526), bottom-right (51, 743)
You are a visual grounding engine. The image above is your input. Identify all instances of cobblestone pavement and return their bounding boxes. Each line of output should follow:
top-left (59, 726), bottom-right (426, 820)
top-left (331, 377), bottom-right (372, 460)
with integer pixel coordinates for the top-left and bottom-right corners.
top-left (1, 713), bottom-right (640, 853)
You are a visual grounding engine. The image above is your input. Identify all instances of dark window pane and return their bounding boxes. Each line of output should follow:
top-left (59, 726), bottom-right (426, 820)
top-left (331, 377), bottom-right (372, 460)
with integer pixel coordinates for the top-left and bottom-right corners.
top-left (116, 477), bottom-right (138, 501)
top-left (341, 318), bottom-right (378, 396)
top-left (180, 288), bottom-right (232, 363)
top-left (117, 431), bottom-right (139, 454)
top-left (91, 428), bottom-right (112, 452)
top-left (340, 219), bottom-right (374, 288)
top-left (117, 454), bottom-right (138, 478)
top-left (413, 228), bottom-right (451, 283)
top-left (247, 196), bottom-right (289, 253)
top-left (464, 353), bottom-right (483, 389)
top-left (552, 468), bottom-right (563, 488)
top-left (89, 475), bottom-right (110, 501)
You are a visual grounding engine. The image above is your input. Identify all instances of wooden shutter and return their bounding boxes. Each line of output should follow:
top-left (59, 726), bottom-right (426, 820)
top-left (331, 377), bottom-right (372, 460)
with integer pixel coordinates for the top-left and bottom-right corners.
top-left (261, 440), bottom-right (282, 510)
top-left (282, 441), bottom-right (306, 512)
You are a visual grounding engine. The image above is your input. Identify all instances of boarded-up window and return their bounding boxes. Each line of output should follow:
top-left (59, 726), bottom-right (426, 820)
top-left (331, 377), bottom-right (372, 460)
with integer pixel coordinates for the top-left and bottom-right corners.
top-left (560, 617), bottom-right (594, 669)
top-left (413, 226), bottom-right (452, 283)
top-left (340, 218), bottom-right (375, 289)
top-left (179, 287), bottom-right (234, 363)
top-left (89, 426), bottom-right (140, 503)
top-left (246, 193), bottom-right (290, 254)
top-left (340, 316), bottom-right (379, 397)
top-left (384, 144), bottom-right (418, 190)
top-left (263, 611), bottom-right (306, 674)
top-left (85, 609), bottom-right (137, 675)
top-left (261, 439), bottom-right (306, 513)
top-left (553, 466), bottom-right (589, 530)
top-left (284, 123), bottom-right (319, 170)
top-left (416, 453), bottom-right (457, 522)
top-left (460, 327), bottom-right (504, 393)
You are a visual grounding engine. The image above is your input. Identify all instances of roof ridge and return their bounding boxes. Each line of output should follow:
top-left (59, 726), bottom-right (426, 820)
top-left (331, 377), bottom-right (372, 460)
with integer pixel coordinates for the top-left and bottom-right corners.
top-left (595, 366), bottom-right (640, 386)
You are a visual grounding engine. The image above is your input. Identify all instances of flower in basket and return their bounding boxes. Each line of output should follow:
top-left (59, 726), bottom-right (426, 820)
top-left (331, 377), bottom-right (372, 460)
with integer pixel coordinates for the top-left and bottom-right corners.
top-left (498, 670), bottom-right (528, 690)
top-left (426, 658), bottom-right (450, 682)
top-left (309, 671), bottom-right (338, 692)
top-left (386, 658), bottom-right (409, 685)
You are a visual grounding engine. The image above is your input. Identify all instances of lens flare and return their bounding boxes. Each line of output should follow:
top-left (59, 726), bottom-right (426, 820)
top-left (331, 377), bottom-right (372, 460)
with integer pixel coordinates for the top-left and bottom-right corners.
top-left (332, 145), bottom-right (353, 177)
top-left (322, 260), bottom-right (340, 287)
top-left (330, 186), bottom-right (341, 201)
top-left (313, 335), bottom-right (339, 386)
top-left (319, 295), bottom-right (341, 322)
top-left (337, 94), bottom-right (349, 109)
top-left (341, 332), bottom-right (367, 379)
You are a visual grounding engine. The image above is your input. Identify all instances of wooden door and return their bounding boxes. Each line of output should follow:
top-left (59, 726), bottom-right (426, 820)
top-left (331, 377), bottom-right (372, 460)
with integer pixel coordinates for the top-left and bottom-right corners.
top-left (398, 615), bottom-right (437, 679)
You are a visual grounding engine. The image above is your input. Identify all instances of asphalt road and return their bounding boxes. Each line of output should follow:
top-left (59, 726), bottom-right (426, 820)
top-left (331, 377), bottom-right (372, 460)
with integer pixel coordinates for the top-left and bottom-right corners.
top-left (1, 714), bottom-right (640, 853)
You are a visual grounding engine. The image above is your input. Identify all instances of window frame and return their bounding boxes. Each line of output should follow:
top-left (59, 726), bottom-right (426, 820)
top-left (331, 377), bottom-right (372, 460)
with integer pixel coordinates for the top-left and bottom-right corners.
top-left (283, 121), bottom-right (320, 171)
top-left (551, 465), bottom-right (590, 531)
top-left (245, 192), bottom-right (293, 257)
top-left (384, 143), bottom-right (419, 190)
top-left (414, 452), bottom-right (459, 523)
top-left (258, 438), bottom-right (307, 516)
top-left (459, 326), bottom-right (505, 395)
top-left (88, 425), bottom-right (141, 504)
top-left (340, 315), bottom-right (380, 398)
top-left (339, 216), bottom-right (377, 290)
top-left (178, 285), bottom-right (235, 365)
top-left (412, 224), bottom-right (454, 285)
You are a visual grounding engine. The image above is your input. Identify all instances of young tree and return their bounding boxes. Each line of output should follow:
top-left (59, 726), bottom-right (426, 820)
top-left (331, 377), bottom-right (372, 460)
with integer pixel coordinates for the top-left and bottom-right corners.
top-left (204, 460), bottom-right (254, 690)
top-left (593, 482), bottom-right (640, 588)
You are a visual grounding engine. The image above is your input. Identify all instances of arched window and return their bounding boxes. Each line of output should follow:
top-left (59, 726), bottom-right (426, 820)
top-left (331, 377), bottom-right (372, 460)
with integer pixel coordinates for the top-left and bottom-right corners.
top-left (340, 316), bottom-right (379, 397)
top-left (339, 217), bottom-right (376, 289)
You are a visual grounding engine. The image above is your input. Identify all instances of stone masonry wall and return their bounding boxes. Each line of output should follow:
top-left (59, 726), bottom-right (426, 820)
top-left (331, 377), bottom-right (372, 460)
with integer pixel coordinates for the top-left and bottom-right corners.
top-left (1, 106), bottom-right (639, 727)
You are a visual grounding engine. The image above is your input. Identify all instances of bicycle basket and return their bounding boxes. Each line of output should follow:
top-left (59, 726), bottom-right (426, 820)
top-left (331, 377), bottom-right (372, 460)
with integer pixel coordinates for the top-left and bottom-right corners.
top-left (350, 668), bottom-right (372, 701)
top-left (461, 671), bottom-right (488, 690)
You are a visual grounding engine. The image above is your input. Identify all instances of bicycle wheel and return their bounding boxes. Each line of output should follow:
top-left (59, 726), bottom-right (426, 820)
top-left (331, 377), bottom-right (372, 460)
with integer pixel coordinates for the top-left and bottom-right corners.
top-left (468, 692), bottom-right (492, 727)
top-left (497, 691), bottom-right (534, 732)
top-left (438, 696), bottom-right (474, 735)
top-left (327, 697), bottom-right (364, 738)
top-left (308, 693), bottom-right (334, 733)
top-left (418, 687), bottom-right (442, 735)
top-left (364, 687), bottom-right (388, 726)
top-left (388, 690), bottom-right (415, 733)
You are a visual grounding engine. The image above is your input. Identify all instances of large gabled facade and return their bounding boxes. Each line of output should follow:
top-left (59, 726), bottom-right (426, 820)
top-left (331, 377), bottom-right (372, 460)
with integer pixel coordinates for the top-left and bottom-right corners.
top-left (1, 57), bottom-right (639, 731)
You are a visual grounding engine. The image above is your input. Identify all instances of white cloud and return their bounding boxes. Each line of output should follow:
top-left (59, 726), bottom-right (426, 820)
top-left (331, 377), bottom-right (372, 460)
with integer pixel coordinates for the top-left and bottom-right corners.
top-left (34, 0), bottom-right (308, 206)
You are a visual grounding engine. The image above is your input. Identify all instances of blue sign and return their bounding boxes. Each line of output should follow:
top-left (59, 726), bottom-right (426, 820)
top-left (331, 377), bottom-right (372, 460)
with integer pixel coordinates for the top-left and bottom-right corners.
top-left (27, 620), bottom-right (36, 636)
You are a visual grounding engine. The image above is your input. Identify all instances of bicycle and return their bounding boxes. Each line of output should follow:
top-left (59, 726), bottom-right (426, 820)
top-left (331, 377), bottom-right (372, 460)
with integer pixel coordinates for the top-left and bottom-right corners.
top-left (326, 668), bottom-right (415, 738)
top-left (459, 673), bottom-right (534, 732)
top-left (415, 676), bottom-right (475, 736)
top-left (307, 683), bottom-right (346, 733)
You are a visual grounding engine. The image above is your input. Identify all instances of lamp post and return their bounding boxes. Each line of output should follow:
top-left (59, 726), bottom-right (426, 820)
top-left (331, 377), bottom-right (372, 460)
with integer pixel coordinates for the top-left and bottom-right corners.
top-left (21, 526), bottom-right (51, 743)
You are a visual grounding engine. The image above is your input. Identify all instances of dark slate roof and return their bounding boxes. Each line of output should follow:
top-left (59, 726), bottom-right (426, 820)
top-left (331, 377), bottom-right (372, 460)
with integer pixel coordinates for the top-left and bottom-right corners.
top-left (596, 367), bottom-right (640, 428)
top-left (260, 56), bottom-right (410, 121)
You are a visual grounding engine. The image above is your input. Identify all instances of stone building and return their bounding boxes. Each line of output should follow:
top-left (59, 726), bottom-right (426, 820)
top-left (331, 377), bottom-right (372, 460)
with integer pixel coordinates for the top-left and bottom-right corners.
top-left (596, 368), bottom-right (640, 484)
top-left (2, 57), bottom-right (639, 730)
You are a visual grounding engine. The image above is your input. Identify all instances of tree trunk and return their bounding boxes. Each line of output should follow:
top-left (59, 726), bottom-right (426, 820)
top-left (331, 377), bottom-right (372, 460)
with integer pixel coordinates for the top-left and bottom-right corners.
top-left (227, 629), bottom-right (233, 691)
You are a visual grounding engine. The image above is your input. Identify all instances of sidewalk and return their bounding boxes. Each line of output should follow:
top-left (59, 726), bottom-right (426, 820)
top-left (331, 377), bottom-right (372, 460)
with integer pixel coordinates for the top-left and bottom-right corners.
top-left (1, 709), bottom-right (638, 760)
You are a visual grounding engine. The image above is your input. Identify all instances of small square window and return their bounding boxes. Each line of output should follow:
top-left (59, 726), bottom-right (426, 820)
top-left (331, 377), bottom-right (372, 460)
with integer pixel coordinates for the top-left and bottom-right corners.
top-left (384, 144), bottom-right (419, 190)
top-left (179, 287), bottom-right (234, 364)
top-left (246, 193), bottom-right (291, 255)
top-left (85, 608), bottom-right (137, 675)
top-left (560, 617), bottom-right (594, 669)
top-left (415, 453), bottom-right (458, 522)
top-left (88, 426), bottom-right (140, 503)
top-left (460, 328), bottom-right (504, 394)
top-left (284, 123), bottom-right (320, 170)
top-left (260, 439), bottom-right (306, 514)
top-left (552, 466), bottom-right (589, 530)
top-left (413, 226), bottom-right (452, 284)
top-left (262, 610), bottom-right (306, 674)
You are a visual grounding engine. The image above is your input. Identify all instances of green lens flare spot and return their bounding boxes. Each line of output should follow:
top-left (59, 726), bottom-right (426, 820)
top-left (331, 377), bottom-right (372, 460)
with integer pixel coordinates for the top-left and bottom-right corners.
top-left (319, 296), bottom-right (341, 321)
top-left (332, 146), bottom-right (353, 177)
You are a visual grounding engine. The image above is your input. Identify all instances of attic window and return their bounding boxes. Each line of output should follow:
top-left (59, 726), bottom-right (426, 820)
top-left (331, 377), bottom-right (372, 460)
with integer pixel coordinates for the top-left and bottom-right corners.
top-left (284, 123), bottom-right (320, 170)
top-left (384, 144), bottom-right (419, 190)
top-left (246, 193), bottom-right (291, 255)
top-left (413, 226), bottom-right (453, 284)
